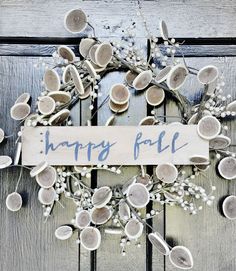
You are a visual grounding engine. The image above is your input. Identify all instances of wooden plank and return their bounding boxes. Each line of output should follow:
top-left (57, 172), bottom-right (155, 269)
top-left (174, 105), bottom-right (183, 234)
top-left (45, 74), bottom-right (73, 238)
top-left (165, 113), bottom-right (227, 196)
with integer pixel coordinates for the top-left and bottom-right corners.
top-left (95, 70), bottom-right (148, 270)
top-left (1, 44), bottom-right (236, 57)
top-left (21, 126), bottom-right (209, 166)
top-left (0, 0), bottom-right (236, 38)
top-left (0, 56), bottom-right (79, 271)
top-left (165, 57), bottom-right (236, 271)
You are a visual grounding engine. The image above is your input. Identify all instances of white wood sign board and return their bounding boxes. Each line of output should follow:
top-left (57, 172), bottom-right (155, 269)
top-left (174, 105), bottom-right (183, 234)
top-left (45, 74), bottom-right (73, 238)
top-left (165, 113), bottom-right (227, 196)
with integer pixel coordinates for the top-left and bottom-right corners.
top-left (21, 126), bottom-right (209, 166)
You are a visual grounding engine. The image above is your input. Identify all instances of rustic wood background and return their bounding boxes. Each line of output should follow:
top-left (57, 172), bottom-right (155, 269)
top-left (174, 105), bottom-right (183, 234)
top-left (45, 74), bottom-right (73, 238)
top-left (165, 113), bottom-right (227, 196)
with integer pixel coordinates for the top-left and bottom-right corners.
top-left (0, 0), bottom-right (236, 270)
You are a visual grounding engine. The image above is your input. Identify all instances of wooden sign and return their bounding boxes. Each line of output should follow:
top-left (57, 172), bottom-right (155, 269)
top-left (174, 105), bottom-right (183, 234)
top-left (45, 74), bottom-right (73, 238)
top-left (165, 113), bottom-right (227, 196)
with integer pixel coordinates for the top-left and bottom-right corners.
top-left (21, 126), bottom-right (209, 166)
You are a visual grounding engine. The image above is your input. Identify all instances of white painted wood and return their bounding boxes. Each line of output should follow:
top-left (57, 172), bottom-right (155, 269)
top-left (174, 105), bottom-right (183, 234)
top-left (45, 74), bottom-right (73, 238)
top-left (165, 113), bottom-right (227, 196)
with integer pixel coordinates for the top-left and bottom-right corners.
top-left (0, 0), bottom-right (235, 38)
top-left (21, 126), bottom-right (209, 166)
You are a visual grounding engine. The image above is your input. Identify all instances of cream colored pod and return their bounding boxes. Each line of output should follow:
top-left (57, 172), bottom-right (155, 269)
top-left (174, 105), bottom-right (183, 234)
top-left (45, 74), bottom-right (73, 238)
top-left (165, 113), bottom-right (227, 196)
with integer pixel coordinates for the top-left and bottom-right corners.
top-left (38, 96), bottom-right (56, 115)
top-left (126, 183), bottom-right (150, 208)
top-left (124, 218), bottom-right (143, 239)
top-left (133, 70), bottom-right (152, 90)
top-left (58, 45), bottom-right (76, 63)
top-left (159, 20), bottom-right (169, 41)
top-left (145, 86), bottom-right (165, 107)
top-left (197, 65), bottom-right (219, 85)
top-left (92, 186), bottom-right (112, 208)
top-left (197, 115), bottom-right (221, 140)
top-left (48, 109), bottom-right (70, 125)
top-left (69, 65), bottom-right (84, 95)
top-left (36, 166), bottom-right (57, 188)
top-left (10, 103), bottom-right (31, 121)
top-left (139, 116), bottom-right (156, 126)
top-left (226, 100), bottom-right (236, 112)
top-left (6, 192), bottom-right (22, 212)
top-left (38, 187), bottom-right (57, 205)
top-left (79, 38), bottom-right (96, 58)
top-left (91, 206), bottom-right (112, 225)
top-left (0, 128), bottom-right (5, 143)
top-left (166, 64), bottom-right (188, 90)
top-left (80, 227), bottom-right (101, 251)
top-left (125, 70), bottom-right (138, 87)
top-left (48, 91), bottom-right (71, 104)
top-left (148, 232), bottom-right (170, 256)
top-left (156, 163), bottom-right (178, 183)
top-left (95, 42), bottom-right (113, 67)
top-left (64, 8), bottom-right (87, 34)
top-left (155, 66), bottom-right (172, 83)
top-left (169, 246), bottom-right (193, 270)
top-left (43, 69), bottom-right (61, 92)
top-left (15, 92), bottom-right (31, 104)
top-left (218, 157), bottom-right (236, 180)
top-left (55, 225), bottom-right (73, 240)
top-left (109, 84), bottom-right (130, 113)
top-left (209, 135), bottom-right (231, 150)
top-left (0, 155), bottom-right (12, 169)
top-left (30, 161), bottom-right (48, 177)
top-left (118, 200), bottom-right (130, 221)
top-left (75, 210), bottom-right (91, 229)
top-left (222, 195), bottom-right (236, 220)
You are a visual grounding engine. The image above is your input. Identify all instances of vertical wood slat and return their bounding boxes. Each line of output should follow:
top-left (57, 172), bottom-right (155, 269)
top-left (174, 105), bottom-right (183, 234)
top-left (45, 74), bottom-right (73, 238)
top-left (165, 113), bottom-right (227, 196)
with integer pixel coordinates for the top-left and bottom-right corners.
top-left (0, 56), bottom-right (79, 271)
top-left (165, 57), bottom-right (236, 271)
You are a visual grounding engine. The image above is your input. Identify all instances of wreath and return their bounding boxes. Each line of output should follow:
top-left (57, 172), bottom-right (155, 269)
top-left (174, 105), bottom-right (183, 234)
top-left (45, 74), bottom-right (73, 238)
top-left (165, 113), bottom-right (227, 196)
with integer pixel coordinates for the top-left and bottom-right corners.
top-left (0, 7), bottom-right (236, 270)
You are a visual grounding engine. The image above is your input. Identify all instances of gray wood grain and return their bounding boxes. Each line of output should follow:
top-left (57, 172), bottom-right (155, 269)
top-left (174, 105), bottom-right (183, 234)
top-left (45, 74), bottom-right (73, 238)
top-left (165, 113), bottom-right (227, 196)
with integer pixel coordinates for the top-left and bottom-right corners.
top-left (0, 56), bottom-right (79, 271)
top-left (165, 57), bottom-right (236, 271)
top-left (0, 0), bottom-right (236, 38)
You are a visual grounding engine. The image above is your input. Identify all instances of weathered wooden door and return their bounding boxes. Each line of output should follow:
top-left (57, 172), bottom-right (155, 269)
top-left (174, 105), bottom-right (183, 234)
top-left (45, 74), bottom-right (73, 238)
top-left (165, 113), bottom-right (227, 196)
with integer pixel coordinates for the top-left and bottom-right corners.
top-left (0, 1), bottom-right (236, 270)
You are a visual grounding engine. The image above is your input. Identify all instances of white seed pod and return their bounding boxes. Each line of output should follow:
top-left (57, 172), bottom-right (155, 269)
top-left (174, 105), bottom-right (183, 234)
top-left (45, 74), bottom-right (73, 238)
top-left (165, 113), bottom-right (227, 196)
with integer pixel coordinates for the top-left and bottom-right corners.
top-left (15, 92), bottom-right (31, 104)
top-left (159, 20), bottom-right (169, 40)
top-left (148, 232), bottom-right (170, 255)
top-left (125, 70), bottom-right (138, 87)
top-left (189, 155), bottom-right (209, 165)
top-left (126, 183), bottom-right (150, 208)
top-left (38, 187), bottom-right (56, 205)
top-left (124, 218), bottom-right (143, 239)
top-left (30, 161), bottom-right (48, 177)
top-left (79, 85), bottom-right (92, 100)
top-left (43, 69), bottom-right (61, 92)
top-left (222, 195), bottom-right (236, 220)
top-left (10, 103), bottom-right (31, 120)
top-left (48, 109), bottom-right (70, 125)
top-left (48, 91), bottom-right (71, 104)
top-left (139, 116), bottom-right (156, 126)
top-left (156, 163), bottom-right (178, 183)
top-left (90, 62), bottom-right (106, 73)
top-left (226, 100), bottom-right (236, 112)
top-left (155, 66), bottom-right (172, 83)
top-left (105, 115), bottom-right (115, 126)
top-left (197, 116), bottom-right (221, 140)
top-left (197, 65), bottom-right (219, 85)
top-left (6, 192), bottom-right (22, 212)
top-left (164, 191), bottom-right (180, 202)
top-left (218, 157), bottom-right (236, 180)
top-left (70, 65), bottom-right (84, 95)
top-left (89, 44), bottom-right (99, 64)
top-left (0, 156), bottom-right (12, 169)
top-left (36, 166), bottom-right (57, 188)
top-left (91, 206), bottom-right (112, 225)
top-left (145, 86), bottom-right (165, 106)
top-left (207, 78), bottom-right (217, 95)
top-left (80, 227), bottom-right (101, 251)
top-left (0, 128), bottom-right (5, 143)
top-left (75, 210), bottom-right (91, 229)
top-left (24, 113), bottom-right (39, 127)
top-left (38, 96), bottom-right (56, 115)
top-left (109, 99), bottom-right (129, 113)
top-left (209, 135), bottom-right (231, 150)
top-left (55, 225), bottom-right (73, 240)
top-left (187, 110), bottom-right (212, 125)
top-left (118, 200), bottom-right (130, 221)
top-left (58, 45), bottom-right (75, 63)
top-left (195, 164), bottom-right (210, 172)
top-left (122, 177), bottom-right (136, 195)
top-left (92, 186), bottom-right (112, 208)
top-left (64, 8), bottom-right (87, 34)
top-left (79, 38), bottom-right (96, 58)
top-left (133, 70), bottom-right (152, 90)
top-left (110, 84), bottom-right (130, 105)
top-left (169, 246), bottom-right (193, 270)
top-left (135, 174), bottom-right (151, 186)
top-left (83, 60), bottom-right (97, 78)
top-left (62, 65), bottom-right (72, 84)
top-left (166, 64), bottom-right (188, 90)
top-left (95, 42), bottom-right (113, 67)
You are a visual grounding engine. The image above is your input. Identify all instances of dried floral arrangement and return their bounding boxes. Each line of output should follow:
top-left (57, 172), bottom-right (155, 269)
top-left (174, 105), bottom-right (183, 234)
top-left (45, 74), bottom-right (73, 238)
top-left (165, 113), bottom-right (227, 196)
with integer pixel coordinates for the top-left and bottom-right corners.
top-left (1, 7), bottom-right (236, 270)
